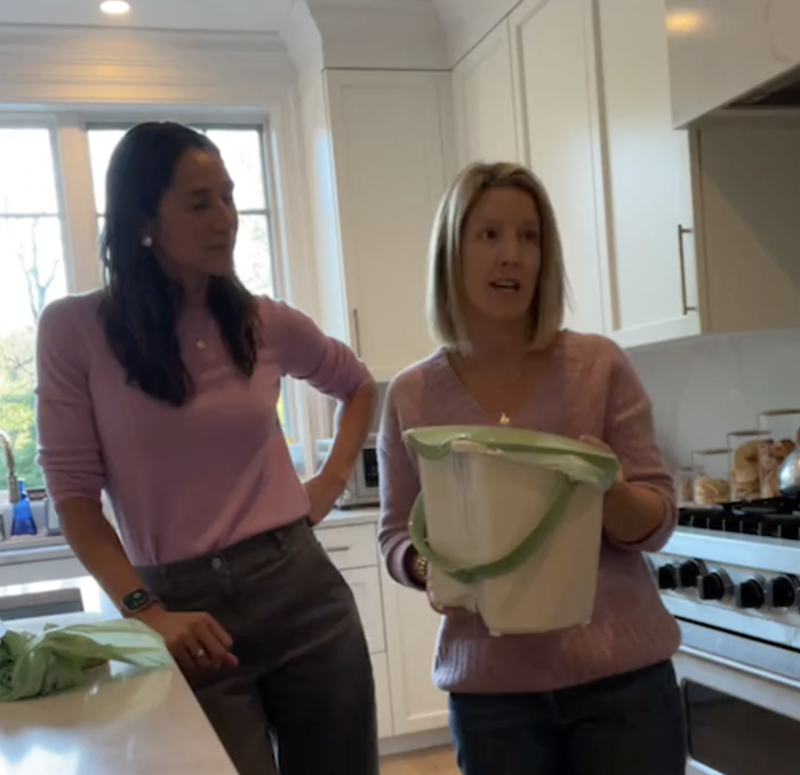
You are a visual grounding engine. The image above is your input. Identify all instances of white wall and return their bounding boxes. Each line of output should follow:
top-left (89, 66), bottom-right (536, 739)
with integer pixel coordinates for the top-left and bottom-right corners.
top-left (628, 331), bottom-right (800, 471)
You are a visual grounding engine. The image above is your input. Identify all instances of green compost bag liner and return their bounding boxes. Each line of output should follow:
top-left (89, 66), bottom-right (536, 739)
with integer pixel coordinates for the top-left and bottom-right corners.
top-left (405, 426), bottom-right (620, 586)
top-left (0, 618), bottom-right (171, 702)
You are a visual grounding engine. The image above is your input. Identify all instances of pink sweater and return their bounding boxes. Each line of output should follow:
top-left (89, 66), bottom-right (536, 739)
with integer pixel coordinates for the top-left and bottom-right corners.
top-left (36, 291), bottom-right (370, 567)
top-left (378, 333), bottom-right (681, 694)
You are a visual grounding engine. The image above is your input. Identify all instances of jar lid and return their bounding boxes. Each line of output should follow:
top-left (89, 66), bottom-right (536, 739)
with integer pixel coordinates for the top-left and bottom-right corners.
top-left (727, 428), bottom-right (769, 440)
top-left (691, 447), bottom-right (730, 457)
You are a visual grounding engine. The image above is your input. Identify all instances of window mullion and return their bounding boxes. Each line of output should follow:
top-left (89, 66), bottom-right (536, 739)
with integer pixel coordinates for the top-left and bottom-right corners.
top-left (56, 117), bottom-right (103, 293)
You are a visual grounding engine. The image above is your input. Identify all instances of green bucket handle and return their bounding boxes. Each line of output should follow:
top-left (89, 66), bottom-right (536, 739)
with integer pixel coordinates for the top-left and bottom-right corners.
top-left (408, 477), bottom-right (578, 586)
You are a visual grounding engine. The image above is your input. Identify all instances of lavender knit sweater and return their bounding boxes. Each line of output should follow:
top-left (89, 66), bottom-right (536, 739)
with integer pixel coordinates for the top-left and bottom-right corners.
top-left (378, 333), bottom-right (680, 694)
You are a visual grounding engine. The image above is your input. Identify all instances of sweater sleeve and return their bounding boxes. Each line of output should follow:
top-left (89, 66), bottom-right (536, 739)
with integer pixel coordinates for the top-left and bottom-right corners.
top-left (273, 300), bottom-right (372, 401)
top-left (377, 380), bottom-right (423, 588)
top-left (603, 342), bottom-right (677, 552)
top-left (35, 299), bottom-right (106, 508)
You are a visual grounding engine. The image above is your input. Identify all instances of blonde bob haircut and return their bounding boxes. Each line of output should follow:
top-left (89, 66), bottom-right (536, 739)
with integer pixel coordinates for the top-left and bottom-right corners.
top-left (427, 162), bottom-right (567, 353)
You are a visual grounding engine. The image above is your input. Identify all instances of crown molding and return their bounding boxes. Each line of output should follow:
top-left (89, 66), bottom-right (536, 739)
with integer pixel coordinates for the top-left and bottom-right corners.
top-left (433, 0), bottom-right (521, 67)
top-left (281, 0), bottom-right (447, 74)
top-left (0, 25), bottom-right (294, 108)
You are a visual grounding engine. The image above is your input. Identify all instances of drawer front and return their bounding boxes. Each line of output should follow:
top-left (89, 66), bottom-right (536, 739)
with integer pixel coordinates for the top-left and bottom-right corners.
top-left (371, 651), bottom-right (394, 739)
top-left (341, 566), bottom-right (386, 655)
top-left (316, 524), bottom-right (377, 570)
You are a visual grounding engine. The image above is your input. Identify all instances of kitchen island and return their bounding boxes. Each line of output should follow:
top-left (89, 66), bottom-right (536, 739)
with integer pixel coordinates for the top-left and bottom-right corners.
top-left (0, 613), bottom-right (237, 775)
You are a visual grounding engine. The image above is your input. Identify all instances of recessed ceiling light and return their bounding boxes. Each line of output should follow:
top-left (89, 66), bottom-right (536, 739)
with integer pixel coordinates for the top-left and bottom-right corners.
top-left (100, 0), bottom-right (131, 15)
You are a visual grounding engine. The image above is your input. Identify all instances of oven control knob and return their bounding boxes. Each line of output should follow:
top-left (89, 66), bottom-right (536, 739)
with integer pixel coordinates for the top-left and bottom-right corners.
top-left (657, 564), bottom-right (678, 590)
top-left (699, 573), bottom-right (726, 601)
top-left (770, 576), bottom-right (798, 609)
top-left (678, 560), bottom-right (703, 588)
top-left (736, 578), bottom-right (766, 610)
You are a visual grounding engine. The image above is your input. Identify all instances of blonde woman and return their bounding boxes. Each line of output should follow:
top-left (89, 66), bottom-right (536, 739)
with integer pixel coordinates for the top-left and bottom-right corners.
top-left (378, 163), bottom-right (686, 775)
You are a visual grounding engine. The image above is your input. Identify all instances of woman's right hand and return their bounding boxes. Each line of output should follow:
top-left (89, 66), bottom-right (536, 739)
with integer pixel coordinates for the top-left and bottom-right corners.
top-left (136, 606), bottom-right (239, 674)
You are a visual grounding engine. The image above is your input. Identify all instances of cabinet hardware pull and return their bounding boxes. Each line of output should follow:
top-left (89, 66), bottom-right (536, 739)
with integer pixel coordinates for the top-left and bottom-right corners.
top-left (325, 546), bottom-right (350, 553)
top-left (677, 224), bottom-right (697, 315)
top-left (352, 308), bottom-right (363, 357)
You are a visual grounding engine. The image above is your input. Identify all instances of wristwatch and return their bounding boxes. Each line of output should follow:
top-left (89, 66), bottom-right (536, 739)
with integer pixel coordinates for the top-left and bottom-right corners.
top-left (121, 588), bottom-right (160, 617)
top-left (414, 554), bottom-right (429, 586)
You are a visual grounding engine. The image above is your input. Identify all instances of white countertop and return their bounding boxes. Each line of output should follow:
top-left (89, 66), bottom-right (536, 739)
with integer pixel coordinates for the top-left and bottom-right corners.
top-left (0, 507), bottom-right (381, 571)
top-left (0, 613), bottom-right (237, 775)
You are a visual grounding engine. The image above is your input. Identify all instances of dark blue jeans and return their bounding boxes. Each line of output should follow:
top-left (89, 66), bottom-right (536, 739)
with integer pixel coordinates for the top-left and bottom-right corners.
top-left (449, 660), bottom-right (686, 775)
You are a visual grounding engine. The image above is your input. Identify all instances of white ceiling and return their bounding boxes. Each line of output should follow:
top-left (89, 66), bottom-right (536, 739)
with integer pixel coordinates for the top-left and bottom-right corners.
top-left (0, 0), bottom-right (294, 33)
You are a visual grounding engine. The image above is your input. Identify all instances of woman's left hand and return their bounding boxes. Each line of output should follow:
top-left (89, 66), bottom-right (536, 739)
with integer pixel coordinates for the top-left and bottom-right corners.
top-left (304, 471), bottom-right (347, 525)
top-left (580, 435), bottom-right (624, 483)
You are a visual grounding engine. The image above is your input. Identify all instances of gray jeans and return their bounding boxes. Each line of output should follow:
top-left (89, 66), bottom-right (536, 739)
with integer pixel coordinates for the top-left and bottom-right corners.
top-left (450, 660), bottom-right (687, 775)
top-left (139, 519), bottom-right (379, 775)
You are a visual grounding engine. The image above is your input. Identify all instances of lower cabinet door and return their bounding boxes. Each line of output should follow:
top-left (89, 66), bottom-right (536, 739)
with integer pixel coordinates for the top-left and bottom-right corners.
top-left (341, 566), bottom-right (386, 655)
top-left (371, 651), bottom-right (394, 740)
top-left (381, 569), bottom-right (450, 735)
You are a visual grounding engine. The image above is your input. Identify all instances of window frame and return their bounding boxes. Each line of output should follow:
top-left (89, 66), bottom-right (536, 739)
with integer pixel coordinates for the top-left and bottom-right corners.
top-left (0, 110), bottom-right (312, 499)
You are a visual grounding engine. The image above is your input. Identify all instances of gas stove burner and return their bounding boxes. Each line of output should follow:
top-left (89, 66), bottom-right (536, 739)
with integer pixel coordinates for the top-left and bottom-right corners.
top-left (679, 498), bottom-right (800, 540)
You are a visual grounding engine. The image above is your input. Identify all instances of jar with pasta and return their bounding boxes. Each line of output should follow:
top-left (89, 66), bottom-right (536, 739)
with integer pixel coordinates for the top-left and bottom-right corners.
top-left (675, 466), bottom-right (699, 506)
top-left (758, 409), bottom-right (800, 499)
top-left (727, 429), bottom-right (769, 502)
top-left (691, 449), bottom-right (731, 506)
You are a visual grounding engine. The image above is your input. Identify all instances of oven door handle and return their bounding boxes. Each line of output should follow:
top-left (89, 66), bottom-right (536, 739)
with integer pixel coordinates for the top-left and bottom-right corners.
top-left (680, 645), bottom-right (800, 692)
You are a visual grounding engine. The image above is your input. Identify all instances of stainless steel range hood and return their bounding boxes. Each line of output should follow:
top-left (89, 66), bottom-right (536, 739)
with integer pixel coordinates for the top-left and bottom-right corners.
top-left (666, 0), bottom-right (800, 126)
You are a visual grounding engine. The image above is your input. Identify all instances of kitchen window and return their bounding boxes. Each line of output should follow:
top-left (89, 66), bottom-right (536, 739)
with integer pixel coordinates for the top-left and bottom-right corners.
top-left (0, 126), bottom-right (68, 492)
top-left (0, 116), bottom-right (304, 502)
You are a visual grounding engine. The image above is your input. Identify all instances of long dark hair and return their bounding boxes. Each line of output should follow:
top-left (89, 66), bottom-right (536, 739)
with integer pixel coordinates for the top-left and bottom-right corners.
top-left (98, 122), bottom-right (258, 406)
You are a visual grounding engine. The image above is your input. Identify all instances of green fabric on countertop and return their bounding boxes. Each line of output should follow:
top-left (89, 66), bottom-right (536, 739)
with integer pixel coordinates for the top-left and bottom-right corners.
top-left (0, 619), bottom-right (172, 702)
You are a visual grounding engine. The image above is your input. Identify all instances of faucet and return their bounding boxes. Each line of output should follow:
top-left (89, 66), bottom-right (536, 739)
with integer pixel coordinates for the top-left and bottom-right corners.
top-left (0, 431), bottom-right (19, 504)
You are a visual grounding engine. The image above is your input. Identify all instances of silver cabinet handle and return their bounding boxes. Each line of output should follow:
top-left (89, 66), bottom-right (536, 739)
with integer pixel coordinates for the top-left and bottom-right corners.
top-left (352, 308), bottom-right (363, 357)
top-left (324, 546), bottom-right (350, 553)
top-left (677, 224), bottom-right (697, 315)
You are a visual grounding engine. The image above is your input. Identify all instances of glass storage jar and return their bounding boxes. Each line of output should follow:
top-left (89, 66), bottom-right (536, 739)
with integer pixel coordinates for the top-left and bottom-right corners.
top-left (691, 448), bottom-right (731, 506)
top-left (727, 429), bottom-right (769, 502)
top-left (758, 409), bottom-right (800, 499)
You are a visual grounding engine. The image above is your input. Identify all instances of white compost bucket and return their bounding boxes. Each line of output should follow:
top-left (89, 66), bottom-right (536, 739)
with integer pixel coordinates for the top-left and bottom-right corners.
top-left (406, 426), bottom-right (619, 636)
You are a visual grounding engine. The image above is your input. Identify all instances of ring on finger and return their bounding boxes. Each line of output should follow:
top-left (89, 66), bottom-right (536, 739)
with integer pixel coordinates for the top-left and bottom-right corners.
top-left (194, 648), bottom-right (206, 660)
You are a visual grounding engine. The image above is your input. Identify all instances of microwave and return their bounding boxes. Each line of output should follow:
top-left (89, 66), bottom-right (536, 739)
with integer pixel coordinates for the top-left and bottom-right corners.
top-left (314, 434), bottom-right (380, 509)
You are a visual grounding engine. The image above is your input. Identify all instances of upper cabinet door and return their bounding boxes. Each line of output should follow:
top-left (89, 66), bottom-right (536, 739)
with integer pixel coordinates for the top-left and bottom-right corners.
top-left (325, 71), bottom-right (447, 382)
top-left (452, 21), bottom-right (520, 167)
top-left (595, 0), bottom-right (701, 349)
top-left (509, 0), bottom-right (609, 336)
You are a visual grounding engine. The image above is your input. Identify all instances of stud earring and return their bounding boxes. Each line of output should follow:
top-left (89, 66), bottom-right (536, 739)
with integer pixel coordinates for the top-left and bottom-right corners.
top-left (141, 235), bottom-right (153, 248)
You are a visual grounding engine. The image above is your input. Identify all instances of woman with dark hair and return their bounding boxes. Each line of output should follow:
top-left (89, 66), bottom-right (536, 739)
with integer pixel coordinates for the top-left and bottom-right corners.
top-left (35, 122), bottom-right (379, 775)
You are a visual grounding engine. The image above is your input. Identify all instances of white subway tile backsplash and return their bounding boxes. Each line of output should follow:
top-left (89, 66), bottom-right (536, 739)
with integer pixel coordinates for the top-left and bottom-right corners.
top-left (628, 330), bottom-right (800, 472)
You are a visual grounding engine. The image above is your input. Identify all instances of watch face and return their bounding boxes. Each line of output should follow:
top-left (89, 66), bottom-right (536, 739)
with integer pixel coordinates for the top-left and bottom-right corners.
top-left (123, 589), bottom-right (152, 612)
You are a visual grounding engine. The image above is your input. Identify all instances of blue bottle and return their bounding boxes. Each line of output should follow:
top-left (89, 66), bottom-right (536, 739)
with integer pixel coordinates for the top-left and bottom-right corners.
top-left (11, 480), bottom-right (37, 537)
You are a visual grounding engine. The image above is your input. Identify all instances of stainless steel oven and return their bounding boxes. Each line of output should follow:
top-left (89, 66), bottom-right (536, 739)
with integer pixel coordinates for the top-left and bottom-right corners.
top-left (651, 500), bottom-right (800, 775)
top-left (675, 620), bottom-right (800, 775)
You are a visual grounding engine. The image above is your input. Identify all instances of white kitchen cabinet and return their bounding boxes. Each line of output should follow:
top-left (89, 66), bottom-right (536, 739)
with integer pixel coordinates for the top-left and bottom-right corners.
top-left (509, 0), bottom-right (609, 336)
top-left (316, 523), bottom-right (378, 570)
top-left (452, 20), bottom-right (520, 166)
top-left (342, 566), bottom-right (386, 654)
top-left (380, 567), bottom-right (449, 735)
top-left (371, 651), bottom-right (394, 740)
top-left (664, 0), bottom-right (800, 127)
top-left (325, 70), bottom-right (449, 382)
top-left (594, 0), bottom-right (700, 348)
top-left (596, 0), bottom-right (800, 347)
